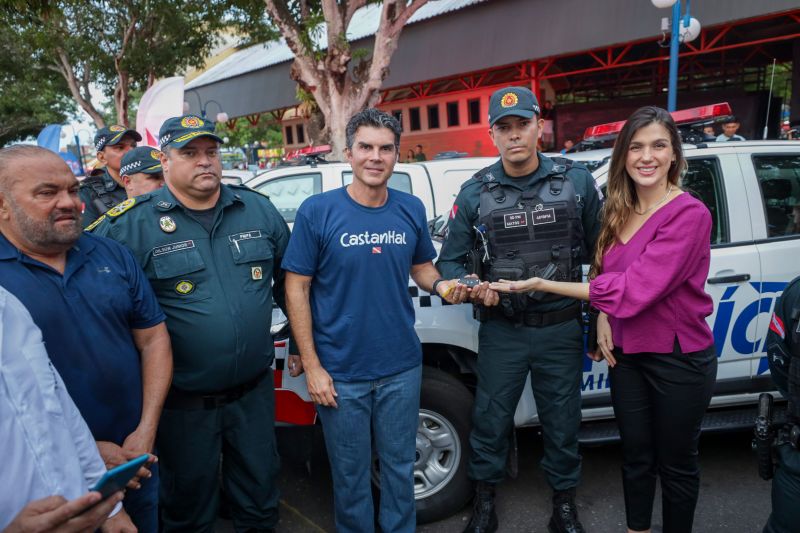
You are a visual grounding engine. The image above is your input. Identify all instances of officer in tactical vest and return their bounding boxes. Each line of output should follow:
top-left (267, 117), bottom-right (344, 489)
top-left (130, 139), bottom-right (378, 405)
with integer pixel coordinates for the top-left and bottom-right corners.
top-left (437, 86), bottom-right (602, 533)
top-left (763, 275), bottom-right (800, 533)
top-left (79, 125), bottom-right (140, 228)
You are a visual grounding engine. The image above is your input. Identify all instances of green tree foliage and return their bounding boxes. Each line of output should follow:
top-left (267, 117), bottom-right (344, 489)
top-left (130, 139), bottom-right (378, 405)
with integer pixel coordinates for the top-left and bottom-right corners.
top-left (0, 28), bottom-right (74, 145)
top-left (218, 116), bottom-right (284, 149)
top-left (4, 0), bottom-right (275, 128)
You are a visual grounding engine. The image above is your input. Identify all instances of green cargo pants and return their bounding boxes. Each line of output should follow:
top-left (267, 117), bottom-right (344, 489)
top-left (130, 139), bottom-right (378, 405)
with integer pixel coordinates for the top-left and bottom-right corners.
top-left (157, 374), bottom-right (280, 532)
top-left (763, 442), bottom-right (800, 533)
top-left (467, 315), bottom-right (584, 490)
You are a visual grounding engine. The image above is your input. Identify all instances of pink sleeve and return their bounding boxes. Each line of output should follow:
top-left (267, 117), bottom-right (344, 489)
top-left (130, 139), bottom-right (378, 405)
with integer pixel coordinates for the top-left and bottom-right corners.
top-left (589, 202), bottom-right (711, 319)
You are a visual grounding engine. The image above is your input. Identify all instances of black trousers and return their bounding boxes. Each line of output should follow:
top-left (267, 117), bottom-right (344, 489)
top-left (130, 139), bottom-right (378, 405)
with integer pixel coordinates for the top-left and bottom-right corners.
top-left (609, 341), bottom-right (717, 533)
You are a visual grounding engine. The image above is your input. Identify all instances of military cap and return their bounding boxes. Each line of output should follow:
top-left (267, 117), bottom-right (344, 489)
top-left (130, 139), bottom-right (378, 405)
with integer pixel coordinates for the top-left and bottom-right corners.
top-left (488, 86), bottom-right (541, 126)
top-left (158, 115), bottom-right (224, 150)
top-left (94, 125), bottom-right (142, 152)
top-left (120, 146), bottom-right (163, 177)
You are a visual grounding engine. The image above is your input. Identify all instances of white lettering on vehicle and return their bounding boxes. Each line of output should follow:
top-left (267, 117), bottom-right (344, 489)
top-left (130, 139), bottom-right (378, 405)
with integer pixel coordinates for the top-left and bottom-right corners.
top-left (339, 231), bottom-right (408, 247)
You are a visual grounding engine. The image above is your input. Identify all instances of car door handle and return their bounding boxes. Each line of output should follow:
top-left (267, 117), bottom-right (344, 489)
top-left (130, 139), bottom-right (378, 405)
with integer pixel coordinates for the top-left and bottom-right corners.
top-left (707, 274), bottom-right (751, 284)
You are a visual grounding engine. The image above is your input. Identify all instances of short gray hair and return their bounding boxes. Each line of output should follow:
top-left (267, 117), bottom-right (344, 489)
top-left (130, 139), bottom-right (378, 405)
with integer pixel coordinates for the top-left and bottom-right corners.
top-left (345, 108), bottom-right (402, 151)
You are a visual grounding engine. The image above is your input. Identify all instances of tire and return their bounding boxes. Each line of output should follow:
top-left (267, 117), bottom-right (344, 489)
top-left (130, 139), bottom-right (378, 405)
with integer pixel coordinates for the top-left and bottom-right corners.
top-left (414, 367), bottom-right (474, 524)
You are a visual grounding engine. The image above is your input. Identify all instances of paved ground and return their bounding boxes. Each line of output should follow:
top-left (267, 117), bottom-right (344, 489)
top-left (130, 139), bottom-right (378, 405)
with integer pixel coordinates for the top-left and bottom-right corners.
top-left (219, 427), bottom-right (772, 532)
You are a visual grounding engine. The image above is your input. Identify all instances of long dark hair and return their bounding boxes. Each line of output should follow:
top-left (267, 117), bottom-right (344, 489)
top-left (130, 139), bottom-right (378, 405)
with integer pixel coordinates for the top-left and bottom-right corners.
top-left (590, 106), bottom-right (686, 277)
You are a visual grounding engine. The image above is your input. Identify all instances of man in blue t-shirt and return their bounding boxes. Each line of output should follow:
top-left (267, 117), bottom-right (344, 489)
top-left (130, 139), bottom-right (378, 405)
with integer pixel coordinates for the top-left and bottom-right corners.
top-left (283, 109), bottom-right (463, 533)
top-left (0, 145), bottom-right (172, 532)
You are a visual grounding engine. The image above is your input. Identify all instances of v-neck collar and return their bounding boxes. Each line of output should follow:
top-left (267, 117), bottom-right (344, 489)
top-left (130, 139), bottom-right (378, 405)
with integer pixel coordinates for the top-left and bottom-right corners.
top-left (617, 191), bottom-right (687, 246)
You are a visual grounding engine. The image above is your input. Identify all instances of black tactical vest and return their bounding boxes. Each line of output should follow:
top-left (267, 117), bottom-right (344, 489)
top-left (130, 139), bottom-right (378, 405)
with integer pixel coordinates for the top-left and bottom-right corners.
top-left (82, 171), bottom-right (127, 215)
top-left (788, 302), bottom-right (800, 420)
top-left (476, 159), bottom-right (584, 316)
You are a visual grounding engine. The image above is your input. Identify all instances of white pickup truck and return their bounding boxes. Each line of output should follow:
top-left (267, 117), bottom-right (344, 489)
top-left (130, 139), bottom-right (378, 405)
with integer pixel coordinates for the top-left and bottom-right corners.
top-left (244, 157), bottom-right (496, 225)
top-left (258, 141), bottom-right (800, 523)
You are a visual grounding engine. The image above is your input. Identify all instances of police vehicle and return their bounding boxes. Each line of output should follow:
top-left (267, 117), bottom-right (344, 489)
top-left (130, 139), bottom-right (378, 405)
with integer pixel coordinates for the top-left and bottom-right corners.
top-left (244, 156), bottom-right (497, 226)
top-left (265, 104), bottom-right (800, 523)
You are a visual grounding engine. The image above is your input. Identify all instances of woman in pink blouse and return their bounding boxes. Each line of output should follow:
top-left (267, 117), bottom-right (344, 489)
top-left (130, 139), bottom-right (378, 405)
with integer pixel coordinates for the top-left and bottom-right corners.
top-left (491, 106), bottom-right (716, 533)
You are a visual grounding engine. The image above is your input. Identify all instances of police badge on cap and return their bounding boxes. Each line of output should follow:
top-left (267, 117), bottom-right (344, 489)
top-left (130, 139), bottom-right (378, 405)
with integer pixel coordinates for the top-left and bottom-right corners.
top-left (94, 125), bottom-right (142, 152)
top-left (158, 114), bottom-right (224, 150)
top-left (488, 86), bottom-right (541, 126)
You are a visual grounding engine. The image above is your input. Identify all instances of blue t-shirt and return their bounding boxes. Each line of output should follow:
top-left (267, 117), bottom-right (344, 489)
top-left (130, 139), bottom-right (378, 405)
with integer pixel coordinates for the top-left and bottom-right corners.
top-left (282, 187), bottom-right (437, 381)
top-left (0, 232), bottom-right (165, 444)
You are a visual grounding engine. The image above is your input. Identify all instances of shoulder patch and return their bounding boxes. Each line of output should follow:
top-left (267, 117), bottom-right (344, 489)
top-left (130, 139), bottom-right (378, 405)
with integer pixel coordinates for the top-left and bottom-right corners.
top-left (84, 214), bottom-right (106, 232)
top-left (769, 313), bottom-right (785, 339)
top-left (106, 198), bottom-right (136, 217)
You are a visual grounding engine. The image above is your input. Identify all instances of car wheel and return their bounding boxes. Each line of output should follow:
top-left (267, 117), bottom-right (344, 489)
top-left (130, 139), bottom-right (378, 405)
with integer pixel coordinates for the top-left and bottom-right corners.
top-left (372, 366), bottom-right (474, 524)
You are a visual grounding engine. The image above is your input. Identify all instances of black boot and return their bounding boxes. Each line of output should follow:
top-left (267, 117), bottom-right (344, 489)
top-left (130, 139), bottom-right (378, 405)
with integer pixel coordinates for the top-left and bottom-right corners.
top-left (462, 481), bottom-right (498, 533)
top-left (548, 489), bottom-right (585, 533)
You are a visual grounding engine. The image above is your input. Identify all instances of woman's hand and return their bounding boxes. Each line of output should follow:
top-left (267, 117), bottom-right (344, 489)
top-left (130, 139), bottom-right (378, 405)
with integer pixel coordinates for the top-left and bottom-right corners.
top-left (489, 277), bottom-right (541, 293)
top-left (588, 312), bottom-right (617, 367)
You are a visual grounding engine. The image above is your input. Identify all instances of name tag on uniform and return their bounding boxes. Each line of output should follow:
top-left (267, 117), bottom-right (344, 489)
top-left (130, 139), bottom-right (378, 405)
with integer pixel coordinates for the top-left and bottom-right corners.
top-left (503, 212), bottom-right (528, 228)
top-left (228, 230), bottom-right (262, 243)
top-left (153, 240), bottom-right (195, 256)
top-left (531, 208), bottom-right (556, 225)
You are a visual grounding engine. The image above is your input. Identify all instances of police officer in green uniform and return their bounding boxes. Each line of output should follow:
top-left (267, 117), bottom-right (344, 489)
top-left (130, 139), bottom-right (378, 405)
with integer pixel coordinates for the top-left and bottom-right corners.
top-left (437, 86), bottom-right (602, 533)
top-left (118, 146), bottom-right (165, 199)
top-left (91, 115), bottom-right (291, 532)
top-left (763, 275), bottom-right (800, 533)
top-left (79, 125), bottom-right (140, 228)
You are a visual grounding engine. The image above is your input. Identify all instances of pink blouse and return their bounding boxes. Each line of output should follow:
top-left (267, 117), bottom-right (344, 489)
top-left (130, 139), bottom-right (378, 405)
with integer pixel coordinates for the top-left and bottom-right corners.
top-left (589, 192), bottom-right (715, 354)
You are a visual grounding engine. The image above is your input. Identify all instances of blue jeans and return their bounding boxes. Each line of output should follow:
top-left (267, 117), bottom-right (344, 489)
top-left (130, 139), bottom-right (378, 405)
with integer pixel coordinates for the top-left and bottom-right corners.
top-left (316, 364), bottom-right (421, 533)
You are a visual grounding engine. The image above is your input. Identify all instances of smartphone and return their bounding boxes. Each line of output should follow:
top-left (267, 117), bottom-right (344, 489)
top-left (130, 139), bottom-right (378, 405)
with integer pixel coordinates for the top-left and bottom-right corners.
top-left (91, 454), bottom-right (150, 499)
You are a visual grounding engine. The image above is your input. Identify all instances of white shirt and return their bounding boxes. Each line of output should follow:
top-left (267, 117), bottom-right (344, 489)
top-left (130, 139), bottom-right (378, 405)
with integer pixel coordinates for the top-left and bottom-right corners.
top-left (0, 286), bottom-right (110, 528)
top-left (716, 133), bottom-right (745, 142)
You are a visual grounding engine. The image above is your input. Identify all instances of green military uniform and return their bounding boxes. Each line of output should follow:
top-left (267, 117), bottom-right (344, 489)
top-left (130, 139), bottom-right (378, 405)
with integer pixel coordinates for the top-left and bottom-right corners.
top-left (80, 125), bottom-right (141, 228)
top-left (437, 154), bottom-right (602, 491)
top-left (92, 180), bottom-right (290, 531)
top-left (79, 167), bottom-right (128, 228)
top-left (764, 276), bottom-right (800, 533)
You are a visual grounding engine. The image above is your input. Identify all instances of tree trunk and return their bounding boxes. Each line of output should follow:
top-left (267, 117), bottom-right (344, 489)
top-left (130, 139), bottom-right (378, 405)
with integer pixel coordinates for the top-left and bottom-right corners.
top-left (114, 71), bottom-right (130, 127)
top-left (264, 0), bottom-right (430, 161)
top-left (327, 107), bottom-right (349, 162)
top-left (54, 49), bottom-right (105, 128)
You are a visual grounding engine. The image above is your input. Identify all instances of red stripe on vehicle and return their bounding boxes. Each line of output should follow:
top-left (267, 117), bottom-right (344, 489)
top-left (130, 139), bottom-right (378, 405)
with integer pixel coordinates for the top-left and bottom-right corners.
top-left (275, 390), bottom-right (317, 425)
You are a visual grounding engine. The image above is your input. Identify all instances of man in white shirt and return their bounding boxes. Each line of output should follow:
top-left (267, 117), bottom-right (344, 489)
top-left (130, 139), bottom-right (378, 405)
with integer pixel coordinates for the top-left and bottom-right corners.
top-left (0, 286), bottom-right (128, 532)
top-left (716, 117), bottom-right (746, 141)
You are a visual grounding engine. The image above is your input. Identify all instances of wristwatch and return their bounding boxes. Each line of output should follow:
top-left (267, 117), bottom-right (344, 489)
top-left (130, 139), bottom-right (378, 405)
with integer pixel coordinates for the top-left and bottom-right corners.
top-left (431, 278), bottom-right (446, 295)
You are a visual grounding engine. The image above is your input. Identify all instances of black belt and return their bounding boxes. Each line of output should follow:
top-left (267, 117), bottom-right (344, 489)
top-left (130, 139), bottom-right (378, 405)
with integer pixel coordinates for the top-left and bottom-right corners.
top-left (486, 302), bottom-right (582, 327)
top-left (164, 370), bottom-right (268, 410)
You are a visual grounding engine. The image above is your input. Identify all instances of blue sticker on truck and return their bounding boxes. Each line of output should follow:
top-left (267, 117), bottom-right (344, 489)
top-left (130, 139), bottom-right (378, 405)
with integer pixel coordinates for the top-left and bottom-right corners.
top-left (580, 281), bottom-right (789, 391)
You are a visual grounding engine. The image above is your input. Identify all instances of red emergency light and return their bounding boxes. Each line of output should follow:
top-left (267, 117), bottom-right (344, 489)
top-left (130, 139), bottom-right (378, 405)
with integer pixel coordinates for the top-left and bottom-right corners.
top-left (285, 144), bottom-right (332, 160)
top-left (582, 103), bottom-right (733, 141)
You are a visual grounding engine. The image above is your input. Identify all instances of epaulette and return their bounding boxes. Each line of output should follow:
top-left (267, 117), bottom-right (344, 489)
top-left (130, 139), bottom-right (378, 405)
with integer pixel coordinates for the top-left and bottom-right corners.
top-left (105, 194), bottom-right (153, 220)
top-left (79, 173), bottom-right (103, 188)
top-left (84, 214), bottom-right (106, 232)
top-left (548, 156), bottom-right (575, 176)
top-left (461, 165), bottom-right (495, 190)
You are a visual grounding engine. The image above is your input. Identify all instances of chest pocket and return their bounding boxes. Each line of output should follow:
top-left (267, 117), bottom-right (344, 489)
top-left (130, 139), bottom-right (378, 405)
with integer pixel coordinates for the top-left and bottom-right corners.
top-left (151, 245), bottom-right (209, 302)
top-left (228, 232), bottom-right (273, 292)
